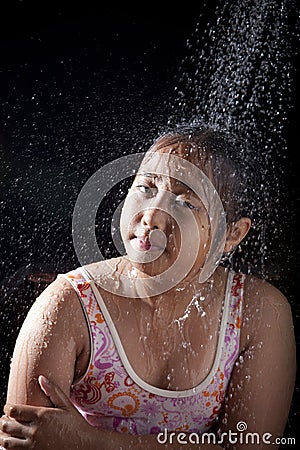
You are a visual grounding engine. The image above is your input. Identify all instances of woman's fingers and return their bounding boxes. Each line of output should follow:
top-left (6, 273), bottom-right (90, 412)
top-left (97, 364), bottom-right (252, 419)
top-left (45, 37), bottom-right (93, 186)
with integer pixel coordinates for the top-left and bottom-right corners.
top-left (0, 435), bottom-right (30, 449)
top-left (4, 404), bottom-right (40, 423)
top-left (0, 428), bottom-right (10, 449)
top-left (0, 415), bottom-right (34, 449)
top-left (1, 427), bottom-right (30, 449)
top-left (0, 417), bottom-right (30, 439)
top-left (38, 376), bottom-right (71, 409)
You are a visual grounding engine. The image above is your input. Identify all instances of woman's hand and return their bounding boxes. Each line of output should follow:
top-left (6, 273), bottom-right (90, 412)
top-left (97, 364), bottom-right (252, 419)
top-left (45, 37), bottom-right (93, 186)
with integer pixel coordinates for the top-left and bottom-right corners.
top-left (0, 376), bottom-right (97, 450)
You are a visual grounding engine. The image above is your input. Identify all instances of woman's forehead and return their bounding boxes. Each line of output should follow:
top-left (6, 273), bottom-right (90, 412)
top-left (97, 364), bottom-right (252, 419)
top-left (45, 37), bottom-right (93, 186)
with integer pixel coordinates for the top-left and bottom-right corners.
top-left (140, 138), bottom-right (211, 175)
top-left (136, 146), bottom-right (216, 197)
top-left (151, 136), bottom-right (212, 167)
top-left (136, 171), bottom-right (192, 193)
top-left (139, 147), bottom-right (189, 174)
top-left (151, 138), bottom-right (195, 156)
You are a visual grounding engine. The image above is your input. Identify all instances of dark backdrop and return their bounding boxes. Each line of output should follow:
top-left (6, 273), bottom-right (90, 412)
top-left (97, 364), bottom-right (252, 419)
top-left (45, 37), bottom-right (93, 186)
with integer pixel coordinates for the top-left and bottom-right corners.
top-left (0, 0), bottom-right (299, 446)
top-left (0, 1), bottom-right (207, 279)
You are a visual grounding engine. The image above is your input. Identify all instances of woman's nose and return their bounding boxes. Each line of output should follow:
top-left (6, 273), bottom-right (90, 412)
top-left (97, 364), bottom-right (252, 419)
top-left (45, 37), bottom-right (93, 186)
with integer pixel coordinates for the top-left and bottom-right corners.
top-left (141, 206), bottom-right (169, 231)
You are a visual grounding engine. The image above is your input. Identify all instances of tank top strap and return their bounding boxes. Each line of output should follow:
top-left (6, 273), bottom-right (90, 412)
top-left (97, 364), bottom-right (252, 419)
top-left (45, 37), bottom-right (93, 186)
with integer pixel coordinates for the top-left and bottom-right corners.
top-left (227, 271), bottom-right (245, 331)
top-left (57, 267), bottom-right (96, 310)
top-left (213, 270), bottom-right (245, 385)
top-left (58, 267), bottom-right (103, 384)
top-left (228, 273), bottom-right (246, 329)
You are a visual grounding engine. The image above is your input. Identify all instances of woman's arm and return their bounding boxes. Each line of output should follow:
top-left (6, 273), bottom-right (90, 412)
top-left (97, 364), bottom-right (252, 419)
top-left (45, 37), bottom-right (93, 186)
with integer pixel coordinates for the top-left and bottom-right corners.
top-left (2, 377), bottom-right (223, 450)
top-left (5, 276), bottom-right (81, 406)
top-left (0, 273), bottom-right (225, 450)
top-left (0, 276), bottom-right (106, 450)
top-left (218, 278), bottom-right (296, 449)
top-left (0, 277), bottom-right (296, 449)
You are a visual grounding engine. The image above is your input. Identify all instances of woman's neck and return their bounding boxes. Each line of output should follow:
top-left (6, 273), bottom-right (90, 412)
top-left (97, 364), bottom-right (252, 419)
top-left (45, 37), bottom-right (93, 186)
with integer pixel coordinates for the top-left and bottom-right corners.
top-left (123, 259), bottom-right (228, 311)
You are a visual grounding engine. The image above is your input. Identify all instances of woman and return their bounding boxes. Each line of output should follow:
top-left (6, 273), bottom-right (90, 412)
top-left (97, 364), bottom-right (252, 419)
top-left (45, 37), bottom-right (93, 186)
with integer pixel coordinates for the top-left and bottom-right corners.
top-left (0, 125), bottom-right (296, 449)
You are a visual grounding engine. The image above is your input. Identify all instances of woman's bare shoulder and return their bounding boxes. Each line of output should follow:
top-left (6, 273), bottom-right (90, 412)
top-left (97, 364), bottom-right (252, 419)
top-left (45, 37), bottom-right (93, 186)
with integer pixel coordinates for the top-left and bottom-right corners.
top-left (241, 273), bottom-right (294, 347)
top-left (35, 272), bottom-right (79, 310)
top-left (83, 257), bottom-right (124, 280)
top-left (244, 273), bottom-right (291, 310)
top-left (28, 271), bottom-right (88, 339)
top-left (7, 273), bottom-right (89, 405)
top-left (39, 272), bottom-right (77, 295)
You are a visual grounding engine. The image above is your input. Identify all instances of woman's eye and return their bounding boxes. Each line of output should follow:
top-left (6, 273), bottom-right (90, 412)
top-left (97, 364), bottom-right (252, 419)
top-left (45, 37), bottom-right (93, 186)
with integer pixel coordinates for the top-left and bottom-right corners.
top-left (136, 185), bottom-right (153, 195)
top-left (175, 198), bottom-right (197, 210)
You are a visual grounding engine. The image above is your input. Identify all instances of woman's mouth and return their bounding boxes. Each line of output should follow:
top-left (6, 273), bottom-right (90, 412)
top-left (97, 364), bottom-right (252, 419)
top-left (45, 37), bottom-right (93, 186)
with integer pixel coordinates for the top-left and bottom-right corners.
top-left (136, 236), bottom-right (151, 251)
top-left (130, 232), bottom-right (165, 253)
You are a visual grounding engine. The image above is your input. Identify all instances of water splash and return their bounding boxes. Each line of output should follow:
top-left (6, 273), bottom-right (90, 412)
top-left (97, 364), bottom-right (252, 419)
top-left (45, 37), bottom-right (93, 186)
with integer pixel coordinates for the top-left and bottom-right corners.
top-left (168, 0), bottom-right (299, 279)
top-left (174, 292), bottom-right (206, 349)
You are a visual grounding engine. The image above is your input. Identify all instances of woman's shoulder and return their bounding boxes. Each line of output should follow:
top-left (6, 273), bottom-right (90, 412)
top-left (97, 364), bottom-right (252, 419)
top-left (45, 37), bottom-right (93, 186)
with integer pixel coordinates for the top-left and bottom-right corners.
top-left (243, 273), bottom-right (291, 310)
top-left (31, 261), bottom-right (103, 319)
top-left (82, 256), bottom-right (123, 279)
top-left (34, 257), bottom-right (123, 308)
top-left (25, 267), bottom-right (91, 351)
top-left (240, 273), bottom-right (294, 348)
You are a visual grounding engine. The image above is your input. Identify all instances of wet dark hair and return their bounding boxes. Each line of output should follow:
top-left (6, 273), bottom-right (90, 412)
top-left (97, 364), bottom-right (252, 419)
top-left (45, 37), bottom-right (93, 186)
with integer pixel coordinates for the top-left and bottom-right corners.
top-left (152, 123), bottom-right (258, 226)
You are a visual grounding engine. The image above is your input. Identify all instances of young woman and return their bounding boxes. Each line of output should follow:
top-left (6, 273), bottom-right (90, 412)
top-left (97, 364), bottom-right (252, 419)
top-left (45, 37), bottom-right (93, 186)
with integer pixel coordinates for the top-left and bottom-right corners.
top-left (0, 125), bottom-right (296, 449)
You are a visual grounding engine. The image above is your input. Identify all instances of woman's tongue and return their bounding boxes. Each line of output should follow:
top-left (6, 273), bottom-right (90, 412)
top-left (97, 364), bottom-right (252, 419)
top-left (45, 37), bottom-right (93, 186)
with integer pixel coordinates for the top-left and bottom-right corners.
top-left (138, 236), bottom-right (151, 251)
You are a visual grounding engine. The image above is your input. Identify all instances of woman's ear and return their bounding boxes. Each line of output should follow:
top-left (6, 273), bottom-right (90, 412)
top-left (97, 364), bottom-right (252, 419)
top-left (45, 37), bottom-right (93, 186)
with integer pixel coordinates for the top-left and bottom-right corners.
top-left (224, 217), bottom-right (251, 252)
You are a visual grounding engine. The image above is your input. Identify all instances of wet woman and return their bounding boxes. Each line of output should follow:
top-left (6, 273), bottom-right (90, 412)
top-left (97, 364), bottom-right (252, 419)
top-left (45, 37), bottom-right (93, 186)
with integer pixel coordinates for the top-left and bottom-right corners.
top-left (0, 124), bottom-right (296, 449)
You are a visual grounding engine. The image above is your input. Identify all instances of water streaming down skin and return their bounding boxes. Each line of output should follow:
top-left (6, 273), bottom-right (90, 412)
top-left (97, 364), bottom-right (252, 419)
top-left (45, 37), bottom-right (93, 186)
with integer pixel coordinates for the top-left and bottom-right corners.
top-left (174, 291), bottom-right (207, 350)
top-left (110, 147), bottom-right (220, 386)
top-left (153, 0), bottom-right (299, 410)
top-left (1, 0), bottom-right (298, 435)
top-left (7, 293), bottom-right (59, 403)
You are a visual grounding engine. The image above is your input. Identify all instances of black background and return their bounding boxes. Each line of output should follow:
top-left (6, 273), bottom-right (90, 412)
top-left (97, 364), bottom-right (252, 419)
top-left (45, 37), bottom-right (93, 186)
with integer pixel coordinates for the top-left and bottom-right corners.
top-left (0, 1), bottom-right (216, 278)
top-left (0, 1), bottom-right (299, 279)
top-left (0, 0), bottom-right (299, 444)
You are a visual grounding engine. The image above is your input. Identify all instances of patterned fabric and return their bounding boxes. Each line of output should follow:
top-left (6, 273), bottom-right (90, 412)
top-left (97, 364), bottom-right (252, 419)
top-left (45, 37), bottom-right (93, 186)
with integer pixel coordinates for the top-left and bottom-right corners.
top-left (60, 267), bottom-right (244, 435)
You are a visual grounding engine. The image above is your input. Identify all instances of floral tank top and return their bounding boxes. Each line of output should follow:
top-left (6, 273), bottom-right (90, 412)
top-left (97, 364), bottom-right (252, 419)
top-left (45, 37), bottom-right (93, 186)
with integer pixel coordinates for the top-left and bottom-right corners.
top-left (59, 266), bottom-right (244, 435)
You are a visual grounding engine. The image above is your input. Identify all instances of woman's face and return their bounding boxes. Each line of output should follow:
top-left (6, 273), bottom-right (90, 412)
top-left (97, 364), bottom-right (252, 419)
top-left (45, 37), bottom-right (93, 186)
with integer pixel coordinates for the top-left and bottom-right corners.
top-left (120, 144), bottom-right (213, 279)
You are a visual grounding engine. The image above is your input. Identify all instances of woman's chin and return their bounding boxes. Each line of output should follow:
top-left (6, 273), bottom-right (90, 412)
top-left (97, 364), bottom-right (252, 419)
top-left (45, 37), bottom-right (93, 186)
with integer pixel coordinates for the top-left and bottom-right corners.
top-left (123, 249), bottom-right (172, 278)
top-left (124, 239), bottom-right (164, 264)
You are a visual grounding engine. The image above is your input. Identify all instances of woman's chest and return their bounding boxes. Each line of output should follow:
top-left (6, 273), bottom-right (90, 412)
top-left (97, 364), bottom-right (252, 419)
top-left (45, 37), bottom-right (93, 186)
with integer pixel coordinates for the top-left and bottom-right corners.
top-left (107, 299), bottom-right (222, 391)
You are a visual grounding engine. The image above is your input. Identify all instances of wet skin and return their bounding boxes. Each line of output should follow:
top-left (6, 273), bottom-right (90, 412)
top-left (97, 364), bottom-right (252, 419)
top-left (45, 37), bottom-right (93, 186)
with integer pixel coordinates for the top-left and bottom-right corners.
top-left (0, 144), bottom-right (296, 450)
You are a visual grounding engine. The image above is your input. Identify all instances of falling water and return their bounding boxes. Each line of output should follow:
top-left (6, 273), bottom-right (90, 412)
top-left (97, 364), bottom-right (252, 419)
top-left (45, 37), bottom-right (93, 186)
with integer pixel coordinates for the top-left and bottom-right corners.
top-left (165, 1), bottom-right (300, 435)
top-left (174, 0), bottom-right (298, 135)
top-left (167, 0), bottom-right (299, 280)
top-left (0, 0), bottom-right (299, 439)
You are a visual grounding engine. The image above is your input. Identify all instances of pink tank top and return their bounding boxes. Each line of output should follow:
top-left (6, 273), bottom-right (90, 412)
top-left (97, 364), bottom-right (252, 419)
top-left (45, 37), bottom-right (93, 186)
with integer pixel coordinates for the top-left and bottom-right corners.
top-left (60, 266), bottom-right (244, 435)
